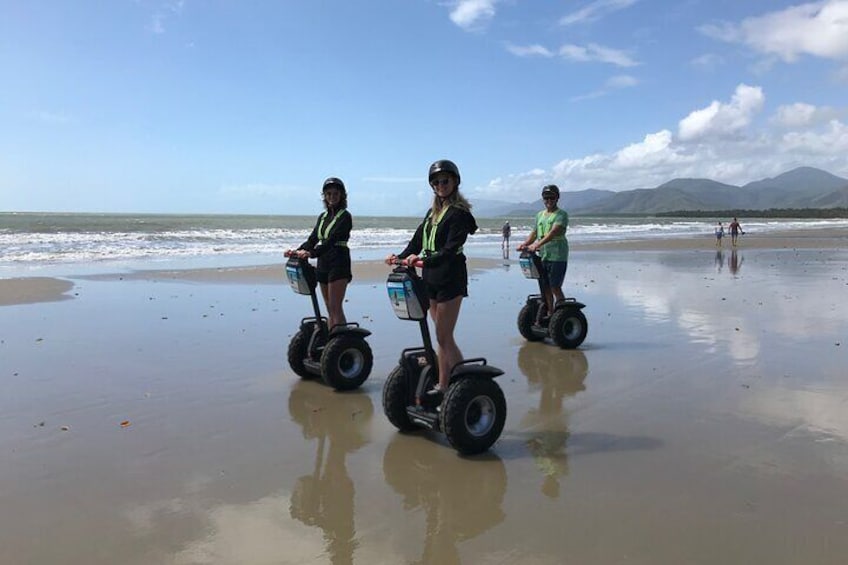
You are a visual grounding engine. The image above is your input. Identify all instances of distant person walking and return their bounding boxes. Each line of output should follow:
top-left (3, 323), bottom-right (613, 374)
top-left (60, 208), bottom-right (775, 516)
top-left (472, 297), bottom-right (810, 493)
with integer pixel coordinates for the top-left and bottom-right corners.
top-left (715, 222), bottom-right (724, 248)
top-left (501, 220), bottom-right (511, 259)
top-left (729, 217), bottom-right (744, 246)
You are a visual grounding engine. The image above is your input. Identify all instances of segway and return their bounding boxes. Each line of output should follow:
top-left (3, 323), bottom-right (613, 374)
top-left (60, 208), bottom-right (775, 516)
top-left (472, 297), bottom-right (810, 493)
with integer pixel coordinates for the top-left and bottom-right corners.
top-left (517, 251), bottom-right (587, 349)
top-left (382, 260), bottom-right (506, 455)
top-left (285, 256), bottom-right (373, 390)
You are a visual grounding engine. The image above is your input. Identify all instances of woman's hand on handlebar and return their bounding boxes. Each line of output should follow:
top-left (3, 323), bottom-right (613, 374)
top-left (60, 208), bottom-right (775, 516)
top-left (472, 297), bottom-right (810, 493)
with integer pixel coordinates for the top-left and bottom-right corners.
top-left (286, 249), bottom-right (309, 259)
top-left (384, 253), bottom-right (398, 266)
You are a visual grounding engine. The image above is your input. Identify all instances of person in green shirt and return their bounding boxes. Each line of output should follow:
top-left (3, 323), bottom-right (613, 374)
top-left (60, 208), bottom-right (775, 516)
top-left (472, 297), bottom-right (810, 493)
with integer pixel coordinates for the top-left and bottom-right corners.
top-left (517, 184), bottom-right (569, 323)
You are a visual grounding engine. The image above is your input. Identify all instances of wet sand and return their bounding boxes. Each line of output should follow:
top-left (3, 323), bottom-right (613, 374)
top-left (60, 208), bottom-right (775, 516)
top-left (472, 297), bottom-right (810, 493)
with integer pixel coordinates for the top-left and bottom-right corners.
top-left (2, 230), bottom-right (848, 564)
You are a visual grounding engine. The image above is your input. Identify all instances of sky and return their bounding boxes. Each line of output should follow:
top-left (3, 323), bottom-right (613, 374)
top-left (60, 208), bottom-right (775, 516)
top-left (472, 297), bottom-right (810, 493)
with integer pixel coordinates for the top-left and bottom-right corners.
top-left (2, 0), bottom-right (848, 216)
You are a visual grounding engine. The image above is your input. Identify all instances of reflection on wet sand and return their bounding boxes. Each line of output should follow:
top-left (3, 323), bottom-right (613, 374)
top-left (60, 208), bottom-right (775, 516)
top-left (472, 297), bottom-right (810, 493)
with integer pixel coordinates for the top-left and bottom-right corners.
top-left (383, 437), bottom-right (506, 565)
top-left (288, 382), bottom-right (373, 565)
top-left (517, 344), bottom-right (588, 498)
top-left (728, 248), bottom-right (743, 275)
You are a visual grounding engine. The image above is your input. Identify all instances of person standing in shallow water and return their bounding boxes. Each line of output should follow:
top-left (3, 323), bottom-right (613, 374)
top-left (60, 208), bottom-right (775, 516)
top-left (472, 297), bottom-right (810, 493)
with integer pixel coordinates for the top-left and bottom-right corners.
top-left (715, 221), bottom-right (724, 248)
top-left (729, 217), bottom-right (744, 247)
top-left (502, 220), bottom-right (511, 258)
top-left (285, 177), bottom-right (352, 331)
top-left (385, 159), bottom-right (477, 397)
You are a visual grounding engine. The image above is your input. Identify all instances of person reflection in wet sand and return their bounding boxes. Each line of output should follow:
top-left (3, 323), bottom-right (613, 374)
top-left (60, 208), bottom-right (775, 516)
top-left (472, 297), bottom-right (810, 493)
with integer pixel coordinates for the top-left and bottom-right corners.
top-left (383, 437), bottom-right (506, 565)
top-left (715, 249), bottom-right (724, 273)
top-left (517, 344), bottom-right (589, 498)
top-left (728, 248), bottom-right (743, 275)
top-left (288, 382), bottom-right (373, 565)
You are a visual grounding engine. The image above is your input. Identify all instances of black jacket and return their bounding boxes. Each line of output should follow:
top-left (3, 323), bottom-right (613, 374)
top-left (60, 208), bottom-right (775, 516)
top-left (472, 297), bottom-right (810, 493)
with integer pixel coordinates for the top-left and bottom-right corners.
top-left (399, 206), bottom-right (477, 287)
top-left (299, 209), bottom-right (352, 272)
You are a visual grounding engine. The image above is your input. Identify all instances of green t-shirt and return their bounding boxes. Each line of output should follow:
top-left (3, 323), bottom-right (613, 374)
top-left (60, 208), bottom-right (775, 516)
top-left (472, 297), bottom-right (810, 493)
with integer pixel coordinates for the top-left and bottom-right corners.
top-left (535, 208), bottom-right (569, 262)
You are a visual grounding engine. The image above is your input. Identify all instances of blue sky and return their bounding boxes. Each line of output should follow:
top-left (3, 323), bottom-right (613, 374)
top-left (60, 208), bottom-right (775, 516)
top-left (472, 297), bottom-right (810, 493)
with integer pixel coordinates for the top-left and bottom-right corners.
top-left (2, 0), bottom-right (848, 216)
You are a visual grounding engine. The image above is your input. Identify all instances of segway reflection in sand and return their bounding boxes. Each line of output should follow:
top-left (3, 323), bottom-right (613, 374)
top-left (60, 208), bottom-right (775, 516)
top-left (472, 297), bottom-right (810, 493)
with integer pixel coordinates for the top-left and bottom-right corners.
top-left (517, 251), bottom-right (588, 349)
top-left (285, 257), bottom-right (373, 390)
top-left (382, 259), bottom-right (507, 455)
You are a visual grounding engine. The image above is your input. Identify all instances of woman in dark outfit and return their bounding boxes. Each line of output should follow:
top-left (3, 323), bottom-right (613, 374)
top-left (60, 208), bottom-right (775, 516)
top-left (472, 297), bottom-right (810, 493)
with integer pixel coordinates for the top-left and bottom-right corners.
top-left (285, 177), bottom-right (353, 331)
top-left (384, 160), bottom-right (478, 396)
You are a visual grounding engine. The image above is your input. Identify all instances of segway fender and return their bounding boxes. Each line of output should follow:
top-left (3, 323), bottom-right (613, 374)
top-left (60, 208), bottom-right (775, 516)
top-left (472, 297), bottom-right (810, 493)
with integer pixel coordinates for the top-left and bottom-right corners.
top-left (329, 325), bottom-right (371, 339)
top-left (555, 298), bottom-right (586, 310)
top-left (450, 358), bottom-right (504, 380)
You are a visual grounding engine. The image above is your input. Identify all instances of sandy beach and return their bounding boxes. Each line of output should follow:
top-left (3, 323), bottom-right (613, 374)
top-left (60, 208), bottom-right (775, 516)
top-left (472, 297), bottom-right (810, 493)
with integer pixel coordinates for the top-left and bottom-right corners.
top-left (2, 229), bottom-right (848, 564)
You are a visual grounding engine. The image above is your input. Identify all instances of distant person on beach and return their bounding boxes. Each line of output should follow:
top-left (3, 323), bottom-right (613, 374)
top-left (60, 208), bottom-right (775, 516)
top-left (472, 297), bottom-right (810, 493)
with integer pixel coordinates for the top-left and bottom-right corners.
top-left (715, 222), bottom-right (724, 248)
top-left (285, 177), bottom-right (352, 331)
top-left (517, 184), bottom-right (569, 324)
top-left (385, 159), bottom-right (477, 398)
top-left (729, 217), bottom-right (744, 246)
top-left (502, 221), bottom-right (511, 250)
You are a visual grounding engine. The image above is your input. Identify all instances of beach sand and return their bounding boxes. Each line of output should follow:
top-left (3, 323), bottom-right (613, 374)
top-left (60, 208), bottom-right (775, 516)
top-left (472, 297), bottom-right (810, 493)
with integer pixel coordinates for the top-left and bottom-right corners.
top-left (2, 230), bottom-right (848, 564)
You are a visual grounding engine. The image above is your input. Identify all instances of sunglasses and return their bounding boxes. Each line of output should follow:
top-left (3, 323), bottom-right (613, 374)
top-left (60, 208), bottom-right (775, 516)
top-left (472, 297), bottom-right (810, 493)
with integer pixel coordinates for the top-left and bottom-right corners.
top-left (543, 196), bottom-right (557, 201)
top-left (430, 178), bottom-right (452, 187)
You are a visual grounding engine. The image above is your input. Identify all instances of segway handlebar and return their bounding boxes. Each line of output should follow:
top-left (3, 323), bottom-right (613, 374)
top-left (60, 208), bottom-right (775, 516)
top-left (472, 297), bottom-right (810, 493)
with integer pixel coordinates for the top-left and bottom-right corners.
top-left (390, 257), bottom-right (425, 268)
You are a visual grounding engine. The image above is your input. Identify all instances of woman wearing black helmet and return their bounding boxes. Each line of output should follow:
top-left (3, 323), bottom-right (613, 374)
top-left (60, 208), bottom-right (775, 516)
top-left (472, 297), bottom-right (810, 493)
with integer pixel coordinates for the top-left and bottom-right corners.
top-left (385, 159), bottom-right (478, 397)
top-left (285, 177), bottom-right (353, 331)
top-left (517, 184), bottom-right (569, 324)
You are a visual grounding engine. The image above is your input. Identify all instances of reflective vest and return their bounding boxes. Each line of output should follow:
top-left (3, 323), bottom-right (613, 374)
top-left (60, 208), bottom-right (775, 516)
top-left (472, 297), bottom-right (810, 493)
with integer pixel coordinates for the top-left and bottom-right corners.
top-left (318, 209), bottom-right (348, 247)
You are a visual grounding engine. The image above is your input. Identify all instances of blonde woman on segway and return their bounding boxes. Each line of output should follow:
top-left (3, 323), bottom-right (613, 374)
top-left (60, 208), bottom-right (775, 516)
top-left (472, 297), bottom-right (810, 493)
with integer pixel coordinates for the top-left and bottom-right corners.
top-left (384, 159), bottom-right (478, 399)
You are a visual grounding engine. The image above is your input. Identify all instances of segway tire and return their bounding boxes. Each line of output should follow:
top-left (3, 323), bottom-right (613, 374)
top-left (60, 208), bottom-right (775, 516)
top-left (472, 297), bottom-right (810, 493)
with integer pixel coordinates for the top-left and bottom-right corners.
top-left (549, 307), bottom-right (588, 349)
top-left (517, 302), bottom-right (543, 341)
top-left (382, 365), bottom-right (415, 431)
top-left (287, 329), bottom-right (317, 379)
top-left (320, 335), bottom-right (373, 391)
top-left (441, 378), bottom-right (506, 455)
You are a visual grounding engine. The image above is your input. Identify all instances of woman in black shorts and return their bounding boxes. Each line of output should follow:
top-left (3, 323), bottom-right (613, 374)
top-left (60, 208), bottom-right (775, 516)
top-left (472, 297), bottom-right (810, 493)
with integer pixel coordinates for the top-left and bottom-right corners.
top-left (385, 159), bottom-right (478, 396)
top-left (285, 177), bottom-right (353, 331)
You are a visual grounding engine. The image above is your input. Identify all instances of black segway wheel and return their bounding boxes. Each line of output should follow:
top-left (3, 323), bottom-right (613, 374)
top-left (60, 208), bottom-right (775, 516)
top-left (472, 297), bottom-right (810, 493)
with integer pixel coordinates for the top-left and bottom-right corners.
top-left (517, 302), bottom-right (542, 341)
top-left (382, 365), bottom-right (415, 431)
top-left (549, 307), bottom-right (588, 349)
top-left (287, 329), bottom-right (317, 379)
top-left (441, 378), bottom-right (506, 455)
top-left (320, 335), bottom-right (373, 391)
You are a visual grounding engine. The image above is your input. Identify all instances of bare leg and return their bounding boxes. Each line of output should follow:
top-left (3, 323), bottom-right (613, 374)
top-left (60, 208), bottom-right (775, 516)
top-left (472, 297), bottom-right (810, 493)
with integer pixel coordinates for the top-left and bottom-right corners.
top-left (320, 279), bottom-right (348, 330)
top-left (429, 296), bottom-right (463, 390)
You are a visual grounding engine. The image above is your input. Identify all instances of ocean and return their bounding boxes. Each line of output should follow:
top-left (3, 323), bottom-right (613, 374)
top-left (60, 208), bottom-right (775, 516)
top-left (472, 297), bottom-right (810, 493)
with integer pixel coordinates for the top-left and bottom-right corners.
top-left (2, 212), bottom-right (847, 275)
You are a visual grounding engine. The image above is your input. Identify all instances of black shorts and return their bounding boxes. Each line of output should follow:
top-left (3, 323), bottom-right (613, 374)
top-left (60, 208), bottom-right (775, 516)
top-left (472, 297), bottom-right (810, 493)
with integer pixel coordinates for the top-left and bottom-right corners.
top-left (425, 279), bottom-right (467, 302)
top-left (316, 261), bottom-right (352, 284)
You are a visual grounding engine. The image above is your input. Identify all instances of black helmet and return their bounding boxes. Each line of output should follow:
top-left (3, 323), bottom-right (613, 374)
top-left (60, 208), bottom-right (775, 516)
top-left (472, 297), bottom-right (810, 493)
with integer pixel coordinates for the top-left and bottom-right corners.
top-left (428, 159), bottom-right (460, 184)
top-left (322, 177), bottom-right (346, 192)
top-left (541, 184), bottom-right (560, 199)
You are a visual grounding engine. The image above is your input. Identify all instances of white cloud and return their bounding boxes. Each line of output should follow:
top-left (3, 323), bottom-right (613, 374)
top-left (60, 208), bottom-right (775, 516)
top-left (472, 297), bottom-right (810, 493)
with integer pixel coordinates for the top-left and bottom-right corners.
top-left (613, 130), bottom-right (681, 168)
top-left (780, 119), bottom-right (848, 154)
top-left (570, 74), bottom-right (639, 101)
top-left (699, 0), bottom-right (848, 62)
top-left (560, 0), bottom-right (639, 26)
top-left (505, 43), bottom-right (555, 57)
top-left (29, 110), bottom-right (74, 125)
top-left (559, 43), bottom-right (639, 67)
top-left (771, 102), bottom-right (843, 128)
top-left (449, 0), bottom-right (498, 30)
top-left (471, 84), bottom-right (848, 203)
top-left (689, 53), bottom-right (724, 70)
top-left (606, 74), bottom-right (638, 88)
top-left (678, 84), bottom-right (764, 141)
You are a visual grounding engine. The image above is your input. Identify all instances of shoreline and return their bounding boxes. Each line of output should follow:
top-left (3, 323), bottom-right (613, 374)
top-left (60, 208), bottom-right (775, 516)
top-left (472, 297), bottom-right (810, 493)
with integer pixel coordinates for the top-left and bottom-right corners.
top-left (2, 227), bottom-right (846, 307)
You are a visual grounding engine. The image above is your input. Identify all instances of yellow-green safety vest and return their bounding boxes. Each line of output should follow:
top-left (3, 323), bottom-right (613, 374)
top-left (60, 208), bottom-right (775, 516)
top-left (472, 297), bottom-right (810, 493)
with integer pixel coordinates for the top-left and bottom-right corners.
top-left (318, 209), bottom-right (348, 247)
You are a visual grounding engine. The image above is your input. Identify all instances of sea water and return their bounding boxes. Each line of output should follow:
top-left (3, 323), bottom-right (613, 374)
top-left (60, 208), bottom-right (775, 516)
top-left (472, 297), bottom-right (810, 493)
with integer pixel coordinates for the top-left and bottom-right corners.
top-left (2, 212), bottom-right (846, 276)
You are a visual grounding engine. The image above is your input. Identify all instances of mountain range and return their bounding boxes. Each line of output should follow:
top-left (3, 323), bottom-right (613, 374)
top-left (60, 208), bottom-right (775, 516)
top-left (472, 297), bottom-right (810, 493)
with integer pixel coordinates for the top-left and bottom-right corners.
top-left (474, 167), bottom-right (848, 217)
